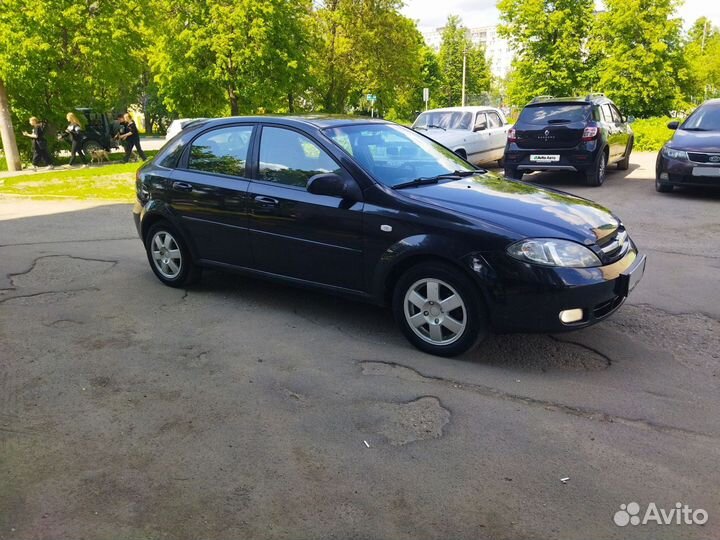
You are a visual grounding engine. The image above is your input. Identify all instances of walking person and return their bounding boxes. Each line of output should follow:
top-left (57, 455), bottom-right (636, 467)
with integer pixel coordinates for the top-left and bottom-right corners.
top-left (64, 112), bottom-right (87, 166)
top-left (22, 117), bottom-right (54, 170)
top-left (120, 113), bottom-right (146, 162)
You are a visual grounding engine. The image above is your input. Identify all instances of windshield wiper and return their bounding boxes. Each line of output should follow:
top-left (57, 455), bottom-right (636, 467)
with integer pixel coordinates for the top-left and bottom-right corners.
top-left (393, 170), bottom-right (476, 189)
top-left (682, 127), bottom-right (709, 131)
top-left (427, 124), bottom-right (446, 131)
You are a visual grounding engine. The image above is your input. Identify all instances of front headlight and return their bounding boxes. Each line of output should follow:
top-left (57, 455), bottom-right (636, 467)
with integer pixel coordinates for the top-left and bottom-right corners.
top-left (507, 239), bottom-right (601, 268)
top-left (662, 146), bottom-right (688, 160)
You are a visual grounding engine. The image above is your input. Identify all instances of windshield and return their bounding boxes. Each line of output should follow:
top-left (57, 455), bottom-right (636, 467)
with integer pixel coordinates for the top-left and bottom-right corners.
top-left (519, 104), bottom-right (591, 125)
top-left (681, 104), bottom-right (720, 131)
top-left (413, 111), bottom-right (473, 130)
top-left (324, 123), bottom-right (475, 187)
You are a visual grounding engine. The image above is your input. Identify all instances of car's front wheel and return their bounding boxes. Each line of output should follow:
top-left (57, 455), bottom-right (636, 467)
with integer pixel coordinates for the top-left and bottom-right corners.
top-left (145, 221), bottom-right (202, 287)
top-left (655, 177), bottom-right (674, 193)
top-left (392, 262), bottom-right (488, 357)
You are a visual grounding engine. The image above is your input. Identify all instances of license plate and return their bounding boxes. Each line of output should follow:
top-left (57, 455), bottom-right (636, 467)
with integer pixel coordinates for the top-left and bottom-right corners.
top-left (692, 167), bottom-right (720, 177)
top-left (617, 255), bottom-right (646, 297)
top-left (530, 154), bottom-right (560, 163)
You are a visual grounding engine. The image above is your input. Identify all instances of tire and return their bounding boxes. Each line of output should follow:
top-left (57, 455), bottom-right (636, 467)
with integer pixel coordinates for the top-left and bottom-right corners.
top-left (145, 221), bottom-right (202, 287)
top-left (617, 138), bottom-right (633, 170)
top-left (82, 139), bottom-right (103, 154)
top-left (586, 150), bottom-right (608, 186)
top-left (497, 155), bottom-right (505, 168)
top-left (392, 261), bottom-right (488, 357)
top-left (655, 177), bottom-right (674, 193)
top-left (504, 167), bottom-right (523, 180)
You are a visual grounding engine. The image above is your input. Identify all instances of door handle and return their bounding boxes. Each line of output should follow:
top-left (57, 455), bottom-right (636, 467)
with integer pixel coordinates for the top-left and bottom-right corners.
top-left (172, 181), bottom-right (193, 192)
top-left (255, 196), bottom-right (279, 206)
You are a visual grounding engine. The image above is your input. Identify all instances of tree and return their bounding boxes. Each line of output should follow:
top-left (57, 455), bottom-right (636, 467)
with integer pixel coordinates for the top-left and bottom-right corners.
top-left (437, 16), bottom-right (491, 107)
top-left (590, 0), bottom-right (688, 117)
top-left (311, 0), bottom-right (423, 115)
top-left (148, 0), bottom-right (314, 117)
top-left (0, 0), bottom-right (147, 165)
top-left (684, 17), bottom-right (720, 103)
top-left (498, 0), bottom-right (595, 107)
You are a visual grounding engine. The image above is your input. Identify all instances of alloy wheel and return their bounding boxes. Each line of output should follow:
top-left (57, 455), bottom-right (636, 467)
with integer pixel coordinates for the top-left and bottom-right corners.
top-left (150, 231), bottom-right (183, 279)
top-left (403, 278), bottom-right (467, 346)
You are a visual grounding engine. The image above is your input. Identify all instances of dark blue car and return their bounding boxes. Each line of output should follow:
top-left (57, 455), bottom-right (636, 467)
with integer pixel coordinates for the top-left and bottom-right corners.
top-left (133, 116), bottom-right (645, 356)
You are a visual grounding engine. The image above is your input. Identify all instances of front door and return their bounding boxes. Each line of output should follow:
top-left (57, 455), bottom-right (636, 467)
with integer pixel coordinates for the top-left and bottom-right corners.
top-left (247, 125), bottom-right (365, 291)
top-left (169, 124), bottom-right (255, 267)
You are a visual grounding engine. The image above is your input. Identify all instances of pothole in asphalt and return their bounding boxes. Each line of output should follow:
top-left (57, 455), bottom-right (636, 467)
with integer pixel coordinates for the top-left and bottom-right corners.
top-left (473, 334), bottom-right (610, 371)
top-left (11, 255), bottom-right (116, 289)
top-left (369, 396), bottom-right (450, 446)
top-left (607, 305), bottom-right (720, 375)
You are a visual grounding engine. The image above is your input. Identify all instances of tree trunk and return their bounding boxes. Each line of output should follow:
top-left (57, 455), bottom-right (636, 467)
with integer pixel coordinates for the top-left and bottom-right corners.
top-left (0, 78), bottom-right (21, 171)
top-left (228, 87), bottom-right (239, 116)
top-left (288, 92), bottom-right (294, 113)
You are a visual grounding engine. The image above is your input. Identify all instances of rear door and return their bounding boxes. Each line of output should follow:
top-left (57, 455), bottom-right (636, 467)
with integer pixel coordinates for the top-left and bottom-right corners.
top-left (169, 124), bottom-right (255, 267)
top-left (247, 125), bottom-right (365, 290)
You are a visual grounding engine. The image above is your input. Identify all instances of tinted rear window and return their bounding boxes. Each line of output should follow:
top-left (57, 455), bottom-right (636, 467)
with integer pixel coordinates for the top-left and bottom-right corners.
top-left (519, 104), bottom-right (591, 125)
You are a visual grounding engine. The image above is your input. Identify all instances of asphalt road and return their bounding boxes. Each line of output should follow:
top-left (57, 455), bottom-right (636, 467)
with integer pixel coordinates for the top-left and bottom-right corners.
top-left (1, 153), bottom-right (719, 540)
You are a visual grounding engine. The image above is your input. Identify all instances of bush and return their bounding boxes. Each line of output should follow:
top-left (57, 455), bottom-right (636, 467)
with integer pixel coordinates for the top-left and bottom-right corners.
top-left (632, 117), bottom-right (675, 152)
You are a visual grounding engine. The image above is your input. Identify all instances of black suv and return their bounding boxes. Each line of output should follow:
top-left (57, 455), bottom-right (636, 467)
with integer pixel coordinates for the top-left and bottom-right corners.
top-left (504, 95), bottom-right (634, 186)
top-left (134, 116), bottom-right (645, 357)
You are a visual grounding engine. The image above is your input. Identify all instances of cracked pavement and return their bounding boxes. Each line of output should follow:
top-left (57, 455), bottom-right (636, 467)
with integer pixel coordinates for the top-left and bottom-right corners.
top-left (1, 156), bottom-right (719, 540)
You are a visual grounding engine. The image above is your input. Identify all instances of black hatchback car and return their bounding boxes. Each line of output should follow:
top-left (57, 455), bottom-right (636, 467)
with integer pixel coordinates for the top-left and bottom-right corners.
top-left (656, 99), bottom-right (720, 192)
top-left (504, 95), bottom-right (634, 186)
top-left (133, 116), bottom-right (646, 356)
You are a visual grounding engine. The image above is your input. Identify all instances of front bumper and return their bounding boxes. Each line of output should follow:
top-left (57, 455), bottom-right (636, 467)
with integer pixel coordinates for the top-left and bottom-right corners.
top-left (483, 248), bottom-right (646, 333)
top-left (657, 154), bottom-right (720, 187)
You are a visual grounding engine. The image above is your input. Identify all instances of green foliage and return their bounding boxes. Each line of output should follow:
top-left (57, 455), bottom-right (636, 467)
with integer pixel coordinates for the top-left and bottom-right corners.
top-left (311, 0), bottom-right (423, 116)
top-left (590, 0), bottom-right (688, 117)
top-left (498, 0), bottom-right (595, 106)
top-left (631, 117), bottom-right (674, 151)
top-left (684, 18), bottom-right (720, 103)
top-left (437, 16), bottom-right (491, 107)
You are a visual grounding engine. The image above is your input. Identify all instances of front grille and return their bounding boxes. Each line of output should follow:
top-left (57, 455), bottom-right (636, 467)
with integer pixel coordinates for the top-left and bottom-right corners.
top-left (596, 227), bottom-right (630, 264)
top-left (688, 152), bottom-right (720, 164)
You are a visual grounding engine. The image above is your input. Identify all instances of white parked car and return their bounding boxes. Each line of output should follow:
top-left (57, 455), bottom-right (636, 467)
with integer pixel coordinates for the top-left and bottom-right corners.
top-left (412, 106), bottom-right (511, 166)
top-left (165, 118), bottom-right (207, 140)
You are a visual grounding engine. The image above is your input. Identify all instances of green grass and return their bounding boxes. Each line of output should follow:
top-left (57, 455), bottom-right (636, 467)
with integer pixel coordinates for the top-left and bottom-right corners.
top-left (0, 161), bottom-right (145, 201)
top-left (631, 117), bottom-right (675, 152)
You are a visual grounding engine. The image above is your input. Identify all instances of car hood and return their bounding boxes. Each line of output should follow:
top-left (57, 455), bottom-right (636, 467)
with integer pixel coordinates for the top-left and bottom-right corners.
top-left (670, 129), bottom-right (720, 152)
top-left (422, 129), bottom-right (470, 147)
top-left (401, 173), bottom-right (620, 245)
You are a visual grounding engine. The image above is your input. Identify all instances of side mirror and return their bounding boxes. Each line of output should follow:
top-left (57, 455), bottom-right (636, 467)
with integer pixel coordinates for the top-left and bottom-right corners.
top-left (473, 123), bottom-right (487, 132)
top-left (626, 115), bottom-right (636, 124)
top-left (307, 173), bottom-right (362, 201)
top-left (667, 121), bottom-right (680, 130)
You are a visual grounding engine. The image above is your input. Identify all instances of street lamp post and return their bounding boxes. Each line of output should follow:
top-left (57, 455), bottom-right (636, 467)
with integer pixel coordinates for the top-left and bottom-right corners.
top-left (461, 47), bottom-right (467, 107)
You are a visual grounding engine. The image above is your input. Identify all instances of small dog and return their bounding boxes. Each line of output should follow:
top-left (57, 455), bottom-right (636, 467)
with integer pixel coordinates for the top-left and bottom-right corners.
top-left (90, 149), bottom-right (110, 164)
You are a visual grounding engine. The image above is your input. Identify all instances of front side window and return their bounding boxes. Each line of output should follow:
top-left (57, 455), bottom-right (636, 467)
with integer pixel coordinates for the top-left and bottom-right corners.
top-left (325, 123), bottom-right (474, 188)
top-left (188, 126), bottom-right (253, 177)
top-left (258, 127), bottom-right (340, 188)
top-left (487, 111), bottom-right (502, 128)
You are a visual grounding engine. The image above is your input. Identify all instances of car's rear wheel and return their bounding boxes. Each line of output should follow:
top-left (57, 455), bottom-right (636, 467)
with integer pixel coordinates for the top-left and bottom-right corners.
top-left (82, 139), bottom-right (103, 155)
top-left (504, 167), bottom-right (523, 180)
top-left (655, 177), bottom-right (674, 193)
top-left (586, 150), bottom-right (608, 186)
top-left (617, 138), bottom-right (633, 170)
top-left (145, 222), bottom-right (201, 287)
top-left (392, 262), bottom-right (488, 357)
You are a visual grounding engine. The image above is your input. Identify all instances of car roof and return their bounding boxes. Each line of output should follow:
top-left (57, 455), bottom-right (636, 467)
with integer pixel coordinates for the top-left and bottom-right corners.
top-left (195, 115), bottom-right (392, 130)
top-left (527, 95), bottom-right (611, 106)
top-left (419, 106), bottom-right (500, 113)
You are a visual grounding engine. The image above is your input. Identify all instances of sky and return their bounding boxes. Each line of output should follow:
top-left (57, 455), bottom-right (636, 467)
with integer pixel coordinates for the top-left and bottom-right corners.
top-left (402, 0), bottom-right (720, 33)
